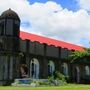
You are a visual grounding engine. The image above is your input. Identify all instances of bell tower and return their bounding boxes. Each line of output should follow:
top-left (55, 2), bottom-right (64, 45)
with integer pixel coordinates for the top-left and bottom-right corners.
top-left (0, 9), bottom-right (21, 51)
top-left (0, 8), bottom-right (20, 37)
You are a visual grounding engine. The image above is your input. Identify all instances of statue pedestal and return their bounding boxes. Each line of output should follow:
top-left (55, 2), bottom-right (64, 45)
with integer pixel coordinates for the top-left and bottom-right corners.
top-left (11, 78), bottom-right (31, 86)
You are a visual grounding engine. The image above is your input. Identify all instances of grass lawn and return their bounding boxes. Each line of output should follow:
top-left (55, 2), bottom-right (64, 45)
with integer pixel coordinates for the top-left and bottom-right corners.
top-left (0, 84), bottom-right (90, 90)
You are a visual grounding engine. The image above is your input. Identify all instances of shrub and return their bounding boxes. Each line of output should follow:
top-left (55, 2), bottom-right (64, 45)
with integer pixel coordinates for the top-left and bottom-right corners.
top-left (48, 71), bottom-right (67, 86)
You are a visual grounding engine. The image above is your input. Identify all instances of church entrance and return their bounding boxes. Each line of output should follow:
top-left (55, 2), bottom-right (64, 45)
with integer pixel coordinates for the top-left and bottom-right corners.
top-left (30, 58), bottom-right (39, 79)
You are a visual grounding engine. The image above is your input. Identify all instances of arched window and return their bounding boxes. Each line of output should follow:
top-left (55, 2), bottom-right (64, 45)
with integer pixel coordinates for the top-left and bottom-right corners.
top-left (48, 61), bottom-right (55, 75)
top-left (76, 67), bottom-right (80, 73)
top-left (75, 66), bottom-right (80, 83)
top-left (85, 66), bottom-right (90, 76)
top-left (62, 63), bottom-right (68, 76)
top-left (30, 58), bottom-right (39, 79)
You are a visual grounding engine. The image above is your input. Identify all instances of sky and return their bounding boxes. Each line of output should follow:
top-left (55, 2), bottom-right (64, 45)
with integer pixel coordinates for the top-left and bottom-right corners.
top-left (0, 0), bottom-right (90, 47)
top-left (29, 0), bottom-right (79, 11)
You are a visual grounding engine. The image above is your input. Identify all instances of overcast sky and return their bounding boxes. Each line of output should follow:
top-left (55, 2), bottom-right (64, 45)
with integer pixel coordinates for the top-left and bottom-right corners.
top-left (0, 0), bottom-right (90, 47)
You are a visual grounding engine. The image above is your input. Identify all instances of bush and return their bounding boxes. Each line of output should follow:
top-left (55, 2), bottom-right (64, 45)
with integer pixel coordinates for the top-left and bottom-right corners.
top-left (48, 71), bottom-right (67, 86)
top-left (54, 71), bottom-right (66, 82)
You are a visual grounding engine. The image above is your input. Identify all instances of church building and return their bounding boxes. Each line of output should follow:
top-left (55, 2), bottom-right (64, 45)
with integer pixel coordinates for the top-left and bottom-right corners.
top-left (0, 9), bottom-right (89, 85)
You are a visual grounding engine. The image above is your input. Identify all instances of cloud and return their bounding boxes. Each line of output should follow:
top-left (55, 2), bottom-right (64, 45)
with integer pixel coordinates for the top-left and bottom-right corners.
top-left (77, 0), bottom-right (90, 11)
top-left (0, 0), bottom-right (90, 47)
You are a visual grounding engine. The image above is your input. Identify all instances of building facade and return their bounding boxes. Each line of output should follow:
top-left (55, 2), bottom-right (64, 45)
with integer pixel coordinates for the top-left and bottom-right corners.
top-left (0, 9), bottom-right (90, 85)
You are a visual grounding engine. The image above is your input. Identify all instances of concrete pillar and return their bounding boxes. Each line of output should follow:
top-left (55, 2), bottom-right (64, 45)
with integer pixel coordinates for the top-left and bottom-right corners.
top-left (40, 58), bottom-right (48, 79)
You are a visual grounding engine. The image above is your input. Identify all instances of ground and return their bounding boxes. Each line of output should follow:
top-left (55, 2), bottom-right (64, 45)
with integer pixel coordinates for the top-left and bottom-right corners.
top-left (1, 84), bottom-right (90, 90)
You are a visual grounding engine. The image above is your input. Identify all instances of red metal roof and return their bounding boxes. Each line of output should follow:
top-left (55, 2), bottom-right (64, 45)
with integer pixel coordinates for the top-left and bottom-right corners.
top-left (20, 31), bottom-right (84, 51)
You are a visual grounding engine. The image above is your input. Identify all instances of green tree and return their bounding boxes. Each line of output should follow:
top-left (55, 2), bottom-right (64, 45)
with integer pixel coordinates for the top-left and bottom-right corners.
top-left (69, 48), bottom-right (90, 63)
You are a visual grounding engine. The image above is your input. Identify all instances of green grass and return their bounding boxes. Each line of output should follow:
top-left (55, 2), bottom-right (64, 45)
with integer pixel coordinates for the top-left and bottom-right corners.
top-left (0, 84), bottom-right (90, 90)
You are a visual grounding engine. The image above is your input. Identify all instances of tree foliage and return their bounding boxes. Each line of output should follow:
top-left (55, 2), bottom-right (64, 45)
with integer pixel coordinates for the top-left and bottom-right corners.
top-left (68, 48), bottom-right (90, 63)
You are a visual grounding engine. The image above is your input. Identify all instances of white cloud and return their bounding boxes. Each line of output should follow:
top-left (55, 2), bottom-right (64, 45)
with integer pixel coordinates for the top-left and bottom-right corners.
top-left (77, 0), bottom-right (90, 11)
top-left (0, 0), bottom-right (90, 47)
